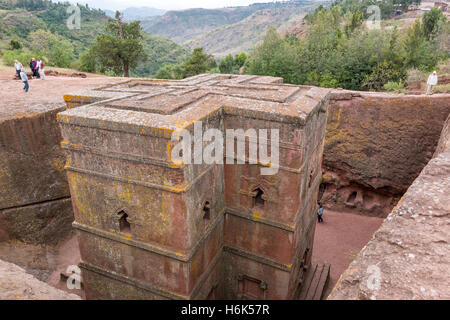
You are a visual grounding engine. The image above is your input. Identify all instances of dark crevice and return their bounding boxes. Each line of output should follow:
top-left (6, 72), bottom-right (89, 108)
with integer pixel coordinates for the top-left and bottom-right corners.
top-left (0, 196), bottom-right (71, 212)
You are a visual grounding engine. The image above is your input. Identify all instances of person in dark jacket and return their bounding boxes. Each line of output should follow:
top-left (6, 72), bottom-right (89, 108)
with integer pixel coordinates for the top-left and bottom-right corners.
top-left (29, 58), bottom-right (34, 73)
top-left (317, 204), bottom-right (324, 223)
top-left (30, 58), bottom-right (39, 78)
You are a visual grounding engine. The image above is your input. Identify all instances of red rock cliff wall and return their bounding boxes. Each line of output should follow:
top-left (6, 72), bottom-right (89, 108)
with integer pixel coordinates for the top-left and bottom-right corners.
top-left (321, 91), bottom-right (450, 217)
top-left (0, 107), bottom-right (73, 244)
top-left (329, 113), bottom-right (450, 300)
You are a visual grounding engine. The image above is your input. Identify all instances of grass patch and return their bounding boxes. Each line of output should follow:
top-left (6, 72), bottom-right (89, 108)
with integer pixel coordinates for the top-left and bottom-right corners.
top-left (383, 81), bottom-right (407, 93)
top-left (433, 84), bottom-right (450, 94)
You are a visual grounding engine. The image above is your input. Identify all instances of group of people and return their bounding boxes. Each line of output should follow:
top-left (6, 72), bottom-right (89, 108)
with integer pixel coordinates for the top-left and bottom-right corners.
top-left (14, 58), bottom-right (46, 93)
top-left (29, 58), bottom-right (46, 80)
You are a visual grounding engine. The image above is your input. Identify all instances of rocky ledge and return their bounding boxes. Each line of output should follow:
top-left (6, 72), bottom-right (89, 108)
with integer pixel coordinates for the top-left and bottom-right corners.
top-left (0, 259), bottom-right (80, 300)
top-left (328, 114), bottom-right (450, 300)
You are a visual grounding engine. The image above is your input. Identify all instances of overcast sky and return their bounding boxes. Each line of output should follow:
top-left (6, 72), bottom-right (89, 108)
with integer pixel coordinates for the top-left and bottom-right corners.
top-left (71, 0), bottom-right (279, 11)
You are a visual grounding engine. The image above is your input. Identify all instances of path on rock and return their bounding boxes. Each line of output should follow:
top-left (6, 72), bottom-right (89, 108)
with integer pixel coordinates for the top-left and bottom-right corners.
top-left (0, 72), bottom-right (122, 119)
top-left (312, 210), bottom-right (384, 298)
top-left (0, 259), bottom-right (80, 300)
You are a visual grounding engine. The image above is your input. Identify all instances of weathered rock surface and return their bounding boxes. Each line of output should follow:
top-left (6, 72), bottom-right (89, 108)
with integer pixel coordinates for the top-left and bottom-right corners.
top-left (0, 259), bottom-right (80, 300)
top-left (328, 114), bottom-right (450, 300)
top-left (434, 113), bottom-right (450, 157)
top-left (0, 198), bottom-right (74, 245)
top-left (0, 103), bottom-right (73, 245)
top-left (0, 77), bottom-right (119, 245)
top-left (322, 91), bottom-right (450, 217)
top-left (0, 106), bottom-right (69, 209)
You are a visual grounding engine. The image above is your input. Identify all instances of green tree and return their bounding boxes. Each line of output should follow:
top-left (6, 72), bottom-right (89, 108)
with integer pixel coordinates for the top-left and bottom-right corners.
top-left (299, 6), bottom-right (343, 81)
top-left (362, 61), bottom-right (404, 90)
top-left (235, 52), bottom-right (247, 68)
top-left (246, 27), bottom-right (300, 84)
top-left (422, 7), bottom-right (446, 41)
top-left (219, 52), bottom-right (247, 74)
top-left (9, 39), bottom-right (22, 50)
top-left (219, 54), bottom-right (235, 74)
top-left (344, 10), bottom-right (364, 37)
top-left (28, 29), bottom-right (75, 67)
top-left (2, 49), bottom-right (34, 67)
top-left (243, 1), bottom-right (447, 91)
top-left (403, 20), bottom-right (437, 70)
top-left (92, 11), bottom-right (147, 77)
top-left (183, 47), bottom-right (216, 78)
top-left (78, 49), bottom-right (98, 73)
top-left (48, 37), bottom-right (75, 68)
top-left (155, 64), bottom-right (185, 79)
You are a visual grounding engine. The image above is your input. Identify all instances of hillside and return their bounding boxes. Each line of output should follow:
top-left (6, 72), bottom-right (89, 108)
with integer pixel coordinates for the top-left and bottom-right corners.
top-left (184, 7), bottom-right (309, 58)
top-left (132, 33), bottom-right (190, 77)
top-left (141, 0), bottom-right (325, 45)
top-left (0, 0), bottom-right (190, 77)
top-left (104, 7), bottom-right (166, 21)
top-left (141, 7), bottom-right (259, 44)
top-left (0, 0), bottom-right (108, 55)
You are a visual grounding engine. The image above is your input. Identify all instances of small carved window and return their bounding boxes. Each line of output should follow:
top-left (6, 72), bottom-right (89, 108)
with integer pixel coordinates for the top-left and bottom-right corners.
top-left (118, 210), bottom-right (131, 234)
top-left (253, 188), bottom-right (265, 210)
top-left (203, 201), bottom-right (211, 221)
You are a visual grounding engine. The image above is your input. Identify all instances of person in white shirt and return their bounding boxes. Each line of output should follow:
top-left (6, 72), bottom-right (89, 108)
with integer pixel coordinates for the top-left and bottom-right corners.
top-left (426, 71), bottom-right (438, 95)
top-left (14, 60), bottom-right (23, 78)
top-left (35, 58), bottom-right (41, 79)
top-left (38, 58), bottom-right (46, 80)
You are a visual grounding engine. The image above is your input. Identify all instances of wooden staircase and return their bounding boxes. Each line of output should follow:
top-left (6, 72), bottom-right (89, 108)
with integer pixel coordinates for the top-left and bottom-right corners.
top-left (296, 263), bottom-right (331, 300)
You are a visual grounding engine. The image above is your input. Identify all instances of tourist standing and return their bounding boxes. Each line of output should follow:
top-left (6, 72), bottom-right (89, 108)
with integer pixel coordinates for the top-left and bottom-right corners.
top-left (20, 68), bottom-right (29, 93)
top-left (38, 59), bottom-right (45, 80)
top-left (317, 204), bottom-right (324, 223)
top-left (426, 71), bottom-right (438, 95)
top-left (29, 58), bottom-right (35, 77)
top-left (30, 58), bottom-right (39, 78)
top-left (35, 58), bottom-right (41, 79)
top-left (14, 60), bottom-right (22, 78)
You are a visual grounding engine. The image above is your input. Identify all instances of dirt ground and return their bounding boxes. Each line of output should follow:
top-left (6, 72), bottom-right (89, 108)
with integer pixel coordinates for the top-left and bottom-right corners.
top-left (312, 210), bottom-right (384, 298)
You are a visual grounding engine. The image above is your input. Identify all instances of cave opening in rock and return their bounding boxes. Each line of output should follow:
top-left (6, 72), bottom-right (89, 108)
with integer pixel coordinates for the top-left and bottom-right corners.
top-left (347, 192), bottom-right (357, 204)
top-left (318, 183), bottom-right (326, 202)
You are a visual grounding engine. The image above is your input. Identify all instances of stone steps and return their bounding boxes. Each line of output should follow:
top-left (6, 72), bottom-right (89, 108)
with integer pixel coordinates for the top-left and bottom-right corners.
top-left (297, 263), bottom-right (331, 300)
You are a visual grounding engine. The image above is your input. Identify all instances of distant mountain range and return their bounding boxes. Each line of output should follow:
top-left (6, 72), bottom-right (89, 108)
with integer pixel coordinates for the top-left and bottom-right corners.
top-left (101, 1), bottom-right (328, 58)
top-left (104, 7), bottom-right (166, 21)
top-left (139, 0), bottom-right (328, 58)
